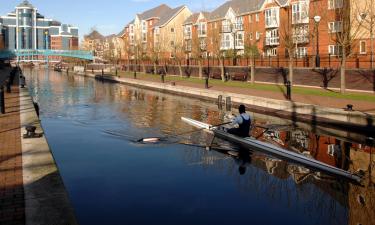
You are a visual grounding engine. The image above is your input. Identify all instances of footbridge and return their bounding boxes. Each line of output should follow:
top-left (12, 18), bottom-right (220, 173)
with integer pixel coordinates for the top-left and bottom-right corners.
top-left (0, 49), bottom-right (94, 62)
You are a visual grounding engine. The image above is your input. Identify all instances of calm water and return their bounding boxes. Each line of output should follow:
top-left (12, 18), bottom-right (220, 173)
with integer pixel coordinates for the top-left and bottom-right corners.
top-left (25, 69), bottom-right (374, 225)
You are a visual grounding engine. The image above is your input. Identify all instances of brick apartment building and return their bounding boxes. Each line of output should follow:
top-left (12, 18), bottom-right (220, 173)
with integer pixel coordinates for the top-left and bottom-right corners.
top-left (118, 0), bottom-right (374, 69)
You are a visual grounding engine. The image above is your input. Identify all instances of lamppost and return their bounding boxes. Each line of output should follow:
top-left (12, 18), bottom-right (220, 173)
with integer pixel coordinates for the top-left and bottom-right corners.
top-left (361, 12), bottom-right (374, 69)
top-left (314, 15), bottom-right (321, 68)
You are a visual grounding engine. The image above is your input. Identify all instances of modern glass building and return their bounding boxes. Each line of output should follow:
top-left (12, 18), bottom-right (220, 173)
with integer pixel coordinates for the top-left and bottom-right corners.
top-left (0, 0), bottom-right (79, 50)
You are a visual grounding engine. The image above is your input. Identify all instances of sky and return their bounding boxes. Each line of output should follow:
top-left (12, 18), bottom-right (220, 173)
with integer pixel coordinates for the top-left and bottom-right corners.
top-left (0, 0), bottom-right (226, 39)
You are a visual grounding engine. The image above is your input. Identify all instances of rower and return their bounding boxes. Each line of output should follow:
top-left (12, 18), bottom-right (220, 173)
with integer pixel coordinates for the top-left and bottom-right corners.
top-left (227, 105), bottom-right (251, 138)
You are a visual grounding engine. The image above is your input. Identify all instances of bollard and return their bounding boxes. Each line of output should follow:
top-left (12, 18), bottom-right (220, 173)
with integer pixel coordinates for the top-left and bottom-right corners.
top-left (161, 74), bottom-right (165, 83)
top-left (225, 97), bottom-right (231, 111)
top-left (218, 95), bottom-right (223, 110)
top-left (116, 69), bottom-right (118, 77)
top-left (92, 68), bottom-right (94, 74)
top-left (102, 69), bottom-right (104, 76)
top-left (286, 81), bottom-right (291, 100)
top-left (6, 82), bottom-right (11, 93)
top-left (67, 68), bottom-right (69, 74)
top-left (0, 87), bottom-right (5, 114)
top-left (205, 77), bottom-right (209, 89)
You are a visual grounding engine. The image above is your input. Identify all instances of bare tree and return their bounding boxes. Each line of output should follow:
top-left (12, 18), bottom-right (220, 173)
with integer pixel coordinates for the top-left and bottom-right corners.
top-left (191, 34), bottom-right (206, 78)
top-left (210, 23), bottom-right (225, 81)
top-left (329, 0), bottom-right (366, 93)
top-left (357, 0), bottom-right (375, 69)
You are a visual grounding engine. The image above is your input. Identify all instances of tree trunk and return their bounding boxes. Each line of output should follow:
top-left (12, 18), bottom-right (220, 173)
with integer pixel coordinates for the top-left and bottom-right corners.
top-left (289, 56), bottom-right (294, 86)
top-left (220, 58), bottom-right (225, 81)
top-left (198, 60), bottom-right (202, 79)
top-left (178, 61), bottom-right (183, 77)
top-left (340, 53), bottom-right (346, 94)
top-left (142, 62), bottom-right (146, 73)
top-left (250, 56), bottom-right (255, 84)
top-left (153, 62), bottom-right (157, 74)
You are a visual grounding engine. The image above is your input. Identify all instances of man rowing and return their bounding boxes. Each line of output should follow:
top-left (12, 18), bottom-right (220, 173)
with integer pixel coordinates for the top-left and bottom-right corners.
top-left (227, 105), bottom-right (252, 138)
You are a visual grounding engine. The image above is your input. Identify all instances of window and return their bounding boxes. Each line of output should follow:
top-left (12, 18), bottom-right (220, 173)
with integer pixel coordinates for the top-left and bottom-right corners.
top-left (171, 27), bottom-right (175, 33)
top-left (142, 21), bottom-right (147, 31)
top-left (295, 47), bottom-right (308, 58)
top-left (266, 48), bottom-right (277, 56)
top-left (293, 25), bottom-right (309, 43)
top-left (185, 40), bottom-right (192, 51)
top-left (149, 21), bottom-right (153, 25)
top-left (222, 20), bottom-right (231, 33)
top-left (170, 41), bottom-right (175, 47)
top-left (200, 39), bottom-right (207, 50)
top-left (255, 13), bottom-right (259, 22)
top-left (184, 26), bottom-right (192, 39)
top-left (328, 21), bottom-right (343, 33)
top-left (265, 8), bottom-right (279, 28)
top-left (221, 34), bottom-right (231, 49)
top-left (236, 32), bottom-right (244, 47)
top-left (256, 31), bottom-right (260, 40)
top-left (249, 15), bottom-right (252, 23)
top-left (249, 32), bottom-right (253, 40)
top-left (360, 41), bottom-right (367, 54)
top-left (235, 17), bottom-right (243, 30)
top-left (198, 23), bottom-right (207, 36)
top-left (328, 45), bottom-right (343, 56)
top-left (292, 1), bottom-right (309, 24)
top-left (328, 0), bottom-right (343, 9)
top-left (266, 29), bottom-right (279, 45)
top-left (142, 33), bottom-right (147, 42)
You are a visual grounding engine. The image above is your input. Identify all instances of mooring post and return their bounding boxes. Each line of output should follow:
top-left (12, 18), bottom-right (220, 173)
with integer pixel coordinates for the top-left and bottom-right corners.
top-left (161, 73), bottom-right (165, 83)
top-left (205, 77), bottom-right (209, 89)
top-left (225, 97), bottom-right (231, 111)
top-left (6, 81), bottom-right (11, 93)
top-left (286, 81), bottom-right (291, 100)
top-left (116, 68), bottom-right (118, 77)
top-left (218, 95), bottom-right (223, 110)
top-left (0, 87), bottom-right (5, 114)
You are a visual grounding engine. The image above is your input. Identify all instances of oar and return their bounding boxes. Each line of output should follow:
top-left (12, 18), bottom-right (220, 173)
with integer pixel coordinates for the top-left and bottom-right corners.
top-left (138, 121), bottom-right (232, 143)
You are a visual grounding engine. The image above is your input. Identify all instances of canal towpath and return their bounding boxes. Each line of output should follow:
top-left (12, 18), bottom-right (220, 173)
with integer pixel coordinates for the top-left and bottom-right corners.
top-left (0, 67), bottom-right (78, 225)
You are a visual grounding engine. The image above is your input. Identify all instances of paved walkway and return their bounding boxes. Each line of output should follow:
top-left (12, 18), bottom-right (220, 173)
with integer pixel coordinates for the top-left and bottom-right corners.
top-left (0, 83), bottom-right (25, 224)
top-left (118, 73), bottom-right (375, 114)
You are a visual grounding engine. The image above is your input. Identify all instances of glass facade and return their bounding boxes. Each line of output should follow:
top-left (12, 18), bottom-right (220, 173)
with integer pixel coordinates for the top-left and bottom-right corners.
top-left (0, 1), bottom-right (79, 50)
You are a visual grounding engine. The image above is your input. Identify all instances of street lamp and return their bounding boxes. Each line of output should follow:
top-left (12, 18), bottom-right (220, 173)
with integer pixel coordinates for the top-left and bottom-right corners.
top-left (314, 15), bottom-right (321, 68)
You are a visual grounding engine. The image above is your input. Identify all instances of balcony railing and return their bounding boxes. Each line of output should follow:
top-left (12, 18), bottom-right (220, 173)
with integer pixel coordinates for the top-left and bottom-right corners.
top-left (235, 23), bottom-right (244, 31)
top-left (184, 32), bottom-right (192, 39)
top-left (293, 34), bottom-right (309, 44)
top-left (221, 25), bottom-right (231, 33)
top-left (265, 37), bottom-right (280, 46)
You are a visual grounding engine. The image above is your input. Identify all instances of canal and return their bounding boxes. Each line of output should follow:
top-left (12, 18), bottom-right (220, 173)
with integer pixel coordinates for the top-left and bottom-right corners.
top-left (25, 69), bottom-right (374, 225)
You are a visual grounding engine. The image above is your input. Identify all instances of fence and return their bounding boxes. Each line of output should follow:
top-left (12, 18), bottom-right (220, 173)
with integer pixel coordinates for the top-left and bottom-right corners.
top-left (121, 53), bottom-right (375, 70)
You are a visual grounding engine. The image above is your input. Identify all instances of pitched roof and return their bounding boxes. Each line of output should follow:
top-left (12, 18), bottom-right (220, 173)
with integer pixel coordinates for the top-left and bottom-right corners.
top-left (117, 27), bottom-right (127, 37)
top-left (183, 11), bottom-right (210, 25)
top-left (154, 5), bottom-right (186, 27)
top-left (84, 30), bottom-right (104, 40)
top-left (137, 4), bottom-right (172, 21)
top-left (208, 0), bottom-right (266, 21)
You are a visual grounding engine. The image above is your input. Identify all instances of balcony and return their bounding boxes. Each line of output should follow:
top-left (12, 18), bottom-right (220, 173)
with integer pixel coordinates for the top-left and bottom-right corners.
top-left (221, 25), bottom-right (231, 33)
top-left (293, 34), bottom-right (309, 44)
top-left (184, 32), bottom-right (192, 39)
top-left (265, 37), bottom-right (280, 46)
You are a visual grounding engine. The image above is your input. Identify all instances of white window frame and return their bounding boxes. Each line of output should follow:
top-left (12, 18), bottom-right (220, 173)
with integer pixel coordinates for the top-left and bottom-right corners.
top-left (256, 31), bottom-right (260, 40)
top-left (235, 17), bottom-right (244, 30)
top-left (184, 25), bottom-right (192, 39)
top-left (292, 1), bottom-right (309, 24)
top-left (235, 32), bottom-right (244, 48)
top-left (328, 0), bottom-right (343, 10)
top-left (266, 48), bottom-right (277, 56)
top-left (359, 40), bottom-right (367, 54)
top-left (249, 32), bottom-right (253, 40)
top-left (265, 29), bottom-right (279, 45)
top-left (328, 21), bottom-right (343, 33)
top-left (328, 45), bottom-right (343, 56)
top-left (198, 22), bottom-right (207, 37)
top-left (255, 13), bottom-right (259, 22)
top-left (295, 47), bottom-right (308, 58)
top-left (265, 7), bottom-right (280, 28)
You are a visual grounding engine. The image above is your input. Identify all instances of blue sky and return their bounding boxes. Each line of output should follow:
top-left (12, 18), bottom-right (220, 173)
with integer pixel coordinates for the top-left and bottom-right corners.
top-left (1, 0), bottom-right (225, 39)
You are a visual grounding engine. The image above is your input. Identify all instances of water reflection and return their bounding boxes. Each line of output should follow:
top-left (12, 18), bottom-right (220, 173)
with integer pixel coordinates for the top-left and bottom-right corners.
top-left (25, 69), bottom-right (374, 225)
